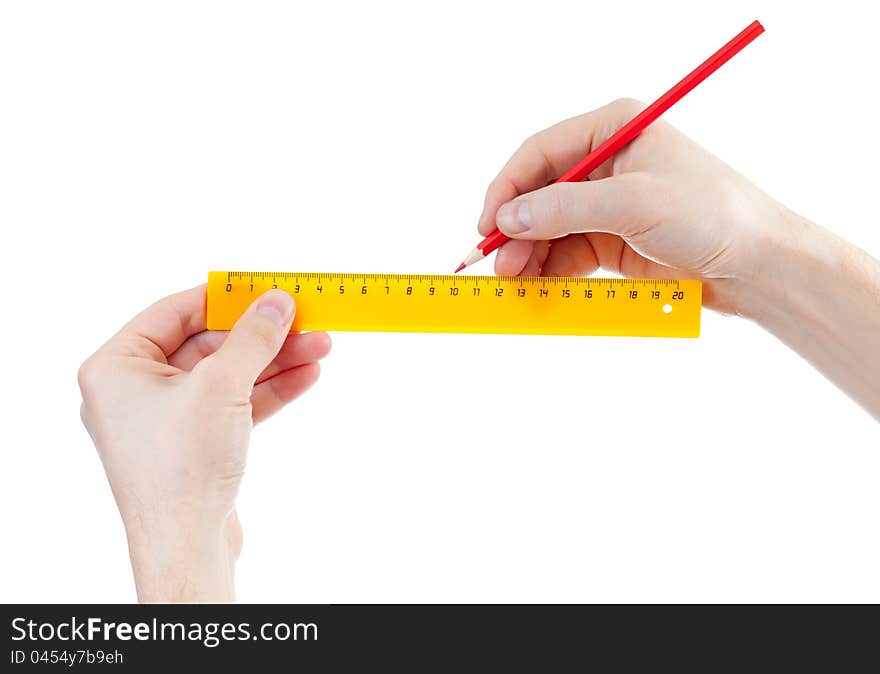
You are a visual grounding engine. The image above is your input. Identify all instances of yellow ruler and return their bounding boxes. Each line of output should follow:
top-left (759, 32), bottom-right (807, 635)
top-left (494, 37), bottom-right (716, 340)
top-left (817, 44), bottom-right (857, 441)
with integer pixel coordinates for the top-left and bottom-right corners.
top-left (207, 272), bottom-right (701, 337)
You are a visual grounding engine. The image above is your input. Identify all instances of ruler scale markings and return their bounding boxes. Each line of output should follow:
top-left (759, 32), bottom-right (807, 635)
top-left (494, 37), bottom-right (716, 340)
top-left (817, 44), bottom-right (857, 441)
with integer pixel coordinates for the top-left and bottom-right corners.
top-left (207, 272), bottom-right (701, 337)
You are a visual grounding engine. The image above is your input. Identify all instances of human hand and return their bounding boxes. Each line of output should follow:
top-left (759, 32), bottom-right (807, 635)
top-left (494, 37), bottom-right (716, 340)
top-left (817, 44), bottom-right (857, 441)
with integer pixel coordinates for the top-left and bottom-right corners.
top-left (78, 286), bottom-right (331, 601)
top-left (478, 98), bottom-right (806, 314)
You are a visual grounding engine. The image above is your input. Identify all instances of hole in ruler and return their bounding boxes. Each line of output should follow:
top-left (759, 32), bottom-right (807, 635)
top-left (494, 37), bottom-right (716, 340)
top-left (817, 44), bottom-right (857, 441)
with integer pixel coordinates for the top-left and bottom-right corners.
top-left (662, 304), bottom-right (673, 314)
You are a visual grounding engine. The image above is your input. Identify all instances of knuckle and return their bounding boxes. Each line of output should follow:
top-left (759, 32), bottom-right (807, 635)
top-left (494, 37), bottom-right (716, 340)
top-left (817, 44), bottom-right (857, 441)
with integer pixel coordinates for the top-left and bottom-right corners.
top-left (485, 176), bottom-right (506, 201)
top-left (76, 357), bottom-right (100, 394)
top-left (611, 97), bottom-right (645, 115)
top-left (518, 133), bottom-right (540, 156)
top-left (541, 185), bottom-right (573, 230)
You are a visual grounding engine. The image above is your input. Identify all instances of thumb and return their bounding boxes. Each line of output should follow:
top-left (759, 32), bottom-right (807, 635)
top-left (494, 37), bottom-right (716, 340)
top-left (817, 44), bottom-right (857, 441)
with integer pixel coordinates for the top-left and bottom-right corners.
top-left (200, 289), bottom-right (295, 397)
top-left (495, 173), bottom-right (656, 241)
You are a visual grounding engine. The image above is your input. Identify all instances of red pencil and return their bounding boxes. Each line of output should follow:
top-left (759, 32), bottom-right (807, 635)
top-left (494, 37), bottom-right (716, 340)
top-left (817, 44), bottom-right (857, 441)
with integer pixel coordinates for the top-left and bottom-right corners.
top-left (454, 19), bottom-right (765, 273)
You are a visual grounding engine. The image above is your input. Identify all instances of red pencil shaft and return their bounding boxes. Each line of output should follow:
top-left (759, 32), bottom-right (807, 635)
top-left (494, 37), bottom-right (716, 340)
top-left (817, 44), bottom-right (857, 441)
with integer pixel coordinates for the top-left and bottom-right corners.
top-left (474, 20), bottom-right (764, 259)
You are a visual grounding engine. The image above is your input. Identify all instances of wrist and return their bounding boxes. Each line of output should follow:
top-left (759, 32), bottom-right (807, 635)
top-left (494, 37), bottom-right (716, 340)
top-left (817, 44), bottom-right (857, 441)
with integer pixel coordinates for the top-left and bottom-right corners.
top-left (125, 513), bottom-right (238, 603)
top-left (730, 206), bottom-right (831, 325)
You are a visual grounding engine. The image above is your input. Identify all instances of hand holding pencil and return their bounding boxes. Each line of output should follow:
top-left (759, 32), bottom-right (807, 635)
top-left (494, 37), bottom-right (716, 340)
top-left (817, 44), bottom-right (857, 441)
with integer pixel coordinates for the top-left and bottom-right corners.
top-left (461, 19), bottom-right (880, 419)
top-left (470, 94), bottom-right (792, 316)
top-left (458, 21), bottom-right (777, 316)
top-left (456, 20), bottom-right (764, 274)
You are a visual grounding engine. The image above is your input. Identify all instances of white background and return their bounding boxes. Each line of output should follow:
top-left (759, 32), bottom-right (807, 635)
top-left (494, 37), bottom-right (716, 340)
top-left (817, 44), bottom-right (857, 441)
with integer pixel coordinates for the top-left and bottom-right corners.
top-left (1, 1), bottom-right (877, 603)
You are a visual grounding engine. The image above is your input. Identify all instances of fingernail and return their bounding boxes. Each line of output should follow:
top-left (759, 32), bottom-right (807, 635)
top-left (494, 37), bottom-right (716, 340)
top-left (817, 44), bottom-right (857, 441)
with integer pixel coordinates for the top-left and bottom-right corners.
top-left (256, 290), bottom-right (294, 326)
top-left (496, 200), bottom-right (531, 234)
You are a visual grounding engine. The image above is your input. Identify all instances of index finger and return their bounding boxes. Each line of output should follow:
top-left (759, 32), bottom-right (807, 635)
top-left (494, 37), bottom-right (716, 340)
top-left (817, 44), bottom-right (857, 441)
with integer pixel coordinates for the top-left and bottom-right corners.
top-left (104, 284), bottom-right (207, 360)
top-left (477, 98), bottom-right (643, 237)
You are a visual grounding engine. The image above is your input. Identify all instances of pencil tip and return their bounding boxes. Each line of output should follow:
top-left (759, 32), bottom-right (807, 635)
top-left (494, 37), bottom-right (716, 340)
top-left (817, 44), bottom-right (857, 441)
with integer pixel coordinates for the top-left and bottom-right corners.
top-left (454, 263), bottom-right (466, 274)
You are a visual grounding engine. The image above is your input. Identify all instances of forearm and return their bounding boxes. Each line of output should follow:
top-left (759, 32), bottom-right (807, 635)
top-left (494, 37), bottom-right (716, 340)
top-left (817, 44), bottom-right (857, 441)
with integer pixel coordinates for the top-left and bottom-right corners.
top-left (126, 518), bottom-right (237, 603)
top-left (738, 210), bottom-right (880, 420)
